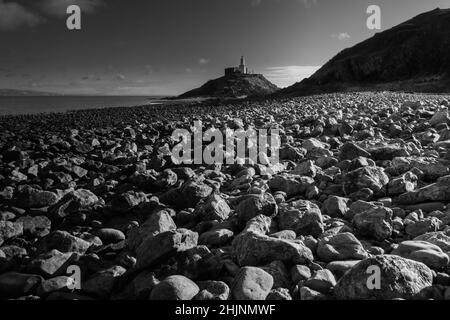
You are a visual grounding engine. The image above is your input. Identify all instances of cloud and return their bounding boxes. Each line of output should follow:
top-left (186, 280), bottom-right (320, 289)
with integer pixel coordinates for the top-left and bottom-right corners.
top-left (40, 0), bottom-right (104, 17)
top-left (252, 0), bottom-right (317, 8)
top-left (198, 58), bottom-right (210, 66)
top-left (332, 32), bottom-right (351, 40)
top-left (264, 65), bottom-right (321, 88)
top-left (0, 0), bottom-right (42, 31)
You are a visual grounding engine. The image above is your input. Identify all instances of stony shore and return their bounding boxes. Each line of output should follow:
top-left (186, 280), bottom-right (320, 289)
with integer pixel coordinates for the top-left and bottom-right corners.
top-left (1, 91), bottom-right (450, 300)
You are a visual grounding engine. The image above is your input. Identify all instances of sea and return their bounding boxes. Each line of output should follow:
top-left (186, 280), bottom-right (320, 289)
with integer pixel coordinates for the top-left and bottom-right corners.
top-left (0, 96), bottom-right (170, 116)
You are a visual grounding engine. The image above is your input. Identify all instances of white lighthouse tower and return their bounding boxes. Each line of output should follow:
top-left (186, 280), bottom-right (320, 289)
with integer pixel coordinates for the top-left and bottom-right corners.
top-left (238, 56), bottom-right (248, 74)
top-left (224, 56), bottom-right (251, 76)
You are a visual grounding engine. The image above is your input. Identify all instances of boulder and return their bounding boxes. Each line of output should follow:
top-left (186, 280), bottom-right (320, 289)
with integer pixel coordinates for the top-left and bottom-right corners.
top-left (405, 217), bottom-right (440, 237)
top-left (317, 232), bottom-right (369, 262)
top-left (195, 280), bottom-right (230, 300)
top-left (304, 269), bottom-right (336, 294)
top-left (150, 275), bottom-right (199, 300)
top-left (268, 174), bottom-right (314, 198)
top-left (17, 186), bottom-right (59, 208)
top-left (278, 200), bottom-right (324, 237)
top-left (195, 194), bottom-right (231, 221)
top-left (83, 266), bottom-right (127, 298)
top-left (41, 231), bottom-right (91, 254)
top-left (95, 228), bottom-right (126, 244)
top-left (415, 231), bottom-right (450, 253)
top-left (232, 231), bottom-right (313, 266)
top-left (0, 221), bottom-right (24, 246)
top-left (391, 240), bottom-right (449, 269)
top-left (27, 249), bottom-right (74, 277)
top-left (353, 206), bottom-right (393, 241)
top-left (339, 142), bottom-right (371, 161)
top-left (321, 196), bottom-right (350, 218)
top-left (16, 215), bottom-right (51, 238)
top-left (234, 193), bottom-right (278, 221)
top-left (343, 166), bottom-right (389, 195)
top-left (398, 175), bottom-right (450, 204)
top-left (0, 272), bottom-right (43, 299)
top-left (334, 255), bottom-right (433, 300)
top-left (127, 209), bottom-right (176, 251)
top-left (231, 267), bottom-right (273, 300)
top-left (199, 229), bottom-right (234, 246)
top-left (135, 229), bottom-right (198, 269)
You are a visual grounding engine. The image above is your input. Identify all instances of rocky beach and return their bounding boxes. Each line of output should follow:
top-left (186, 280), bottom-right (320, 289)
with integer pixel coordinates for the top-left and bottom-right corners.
top-left (0, 91), bottom-right (450, 300)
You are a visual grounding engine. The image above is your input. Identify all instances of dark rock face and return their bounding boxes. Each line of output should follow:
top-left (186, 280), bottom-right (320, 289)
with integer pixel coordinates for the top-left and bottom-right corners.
top-left (178, 74), bottom-right (279, 99)
top-left (280, 8), bottom-right (450, 96)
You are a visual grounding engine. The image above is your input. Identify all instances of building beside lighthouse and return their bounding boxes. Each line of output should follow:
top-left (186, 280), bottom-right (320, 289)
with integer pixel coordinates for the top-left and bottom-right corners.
top-left (225, 56), bottom-right (252, 76)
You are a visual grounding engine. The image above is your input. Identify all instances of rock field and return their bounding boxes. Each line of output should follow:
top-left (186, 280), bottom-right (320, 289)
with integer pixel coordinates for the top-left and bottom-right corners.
top-left (1, 91), bottom-right (450, 300)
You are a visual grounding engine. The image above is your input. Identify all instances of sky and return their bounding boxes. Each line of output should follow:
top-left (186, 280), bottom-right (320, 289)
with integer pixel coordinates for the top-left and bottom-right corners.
top-left (0, 0), bottom-right (449, 95)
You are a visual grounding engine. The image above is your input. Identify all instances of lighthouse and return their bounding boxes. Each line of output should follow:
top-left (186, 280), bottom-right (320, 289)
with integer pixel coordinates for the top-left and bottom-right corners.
top-left (224, 56), bottom-right (251, 76)
top-left (239, 56), bottom-right (248, 74)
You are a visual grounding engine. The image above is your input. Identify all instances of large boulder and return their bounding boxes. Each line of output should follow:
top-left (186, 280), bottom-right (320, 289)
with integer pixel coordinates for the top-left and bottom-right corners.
top-left (278, 200), bottom-right (324, 237)
top-left (317, 232), bottom-right (369, 263)
top-left (16, 215), bottom-right (51, 238)
top-left (195, 281), bottom-right (230, 300)
top-left (0, 272), bottom-right (43, 299)
top-left (387, 172), bottom-right (417, 196)
top-left (321, 196), bottom-right (350, 218)
top-left (110, 191), bottom-right (147, 213)
top-left (292, 160), bottom-right (318, 177)
top-left (391, 240), bottom-right (449, 269)
top-left (260, 260), bottom-right (290, 289)
top-left (234, 193), bottom-right (278, 222)
top-left (161, 180), bottom-right (213, 209)
top-left (135, 229), bottom-right (198, 269)
top-left (334, 255), bottom-right (433, 300)
top-left (150, 275), bottom-right (199, 300)
top-left (127, 209), bottom-right (176, 251)
top-left (353, 206), bottom-right (393, 241)
top-left (339, 142), bottom-right (371, 161)
top-left (0, 221), bottom-right (23, 246)
top-left (343, 166), bottom-right (389, 195)
top-left (50, 188), bottom-right (100, 219)
top-left (304, 269), bottom-right (337, 294)
top-left (390, 157), bottom-right (450, 181)
top-left (27, 249), bottom-right (74, 277)
top-left (16, 186), bottom-right (59, 209)
top-left (82, 265), bottom-right (126, 299)
top-left (232, 231), bottom-right (313, 266)
top-left (415, 231), bottom-right (450, 253)
top-left (405, 217), bottom-right (440, 238)
top-left (268, 174), bottom-right (314, 198)
top-left (40, 230), bottom-right (91, 254)
top-left (231, 267), bottom-right (273, 300)
top-left (398, 175), bottom-right (450, 204)
top-left (430, 108), bottom-right (450, 126)
top-left (194, 194), bottom-right (231, 221)
top-left (179, 180), bottom-right (213, 208)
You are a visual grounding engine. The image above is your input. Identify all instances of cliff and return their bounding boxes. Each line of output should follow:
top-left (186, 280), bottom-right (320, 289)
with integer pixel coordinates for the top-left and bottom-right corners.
top-left (279, 8), bottom-right (450, 96)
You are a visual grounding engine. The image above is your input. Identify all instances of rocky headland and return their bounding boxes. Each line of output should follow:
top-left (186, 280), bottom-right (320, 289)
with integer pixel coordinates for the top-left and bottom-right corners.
top-left (178, 73), bottom-right (279, 99)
